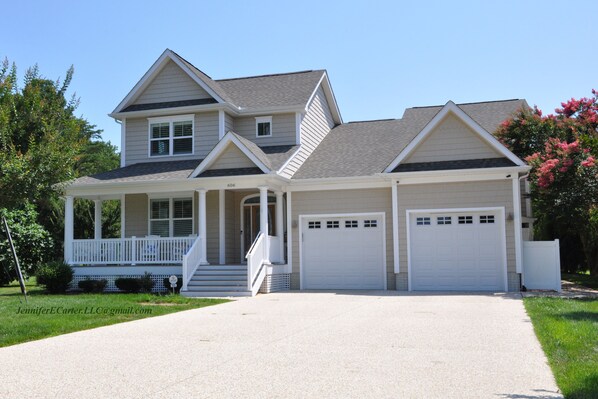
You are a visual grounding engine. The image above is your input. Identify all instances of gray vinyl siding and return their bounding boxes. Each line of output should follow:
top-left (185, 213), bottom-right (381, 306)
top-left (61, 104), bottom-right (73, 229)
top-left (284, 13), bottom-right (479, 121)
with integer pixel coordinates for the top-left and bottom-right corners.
top-left (396, 180), bottom-right (516, 277)
top-left (124, 194), bottom-right (148, 237)
top-left (133, 60), bottom-right (213, 105)
top-left (124, 111), bottom-right (219, 165)
top-left (232, 113), bottom-right (296, 146)
top-left (282, 86), bottom-right (335, 178)
top-left (404, 113), bottom-right (502, 164)
top-left (208, 144), bottom-right (255, 170)
top-left (224, 112), bottom-right (234, 136)
top-left (290, 188), bottom-right (395, 290)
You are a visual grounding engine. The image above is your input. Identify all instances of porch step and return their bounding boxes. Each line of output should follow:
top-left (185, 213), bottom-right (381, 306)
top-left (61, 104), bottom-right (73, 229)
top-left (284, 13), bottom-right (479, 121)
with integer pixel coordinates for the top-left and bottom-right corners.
top-left (188, 280), bottom-right (246, 287)
top-left (182, 264), bottom-right (251, 297)
top-left (181, 290), bottom-right (252, 298)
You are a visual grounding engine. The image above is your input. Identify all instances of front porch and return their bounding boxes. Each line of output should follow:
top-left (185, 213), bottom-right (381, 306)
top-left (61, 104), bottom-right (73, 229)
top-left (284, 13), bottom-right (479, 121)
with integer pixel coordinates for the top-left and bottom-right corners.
top-left (64, 183), bottom-right (290, 296)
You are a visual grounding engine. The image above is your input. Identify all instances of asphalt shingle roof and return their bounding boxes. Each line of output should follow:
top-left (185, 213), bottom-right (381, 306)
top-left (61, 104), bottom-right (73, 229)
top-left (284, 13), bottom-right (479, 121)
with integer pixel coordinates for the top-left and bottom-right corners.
top-left (393, 158), bottom-right (516, 172)
top-left (293, 99), bottom-right (526, 179)
top-left (72, 160), bottom-right (201, 185)
top-left (170, 50), bottom-right (325, 110)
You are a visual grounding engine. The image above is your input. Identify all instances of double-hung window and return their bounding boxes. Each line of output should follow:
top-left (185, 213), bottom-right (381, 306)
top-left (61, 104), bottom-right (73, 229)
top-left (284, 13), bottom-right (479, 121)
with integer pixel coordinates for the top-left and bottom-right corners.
top-left (149, 115), bottom-right (194, 157)
top-left (149, 198), bottom-right (193, 237)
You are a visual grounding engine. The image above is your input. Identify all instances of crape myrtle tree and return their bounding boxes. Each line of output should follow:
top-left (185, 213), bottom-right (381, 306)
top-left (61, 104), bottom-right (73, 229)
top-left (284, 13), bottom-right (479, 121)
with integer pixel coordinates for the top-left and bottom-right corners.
top-left (0, 59), bottom-right (120, 281)
top-left (496, 90), bottom-right (598, 275)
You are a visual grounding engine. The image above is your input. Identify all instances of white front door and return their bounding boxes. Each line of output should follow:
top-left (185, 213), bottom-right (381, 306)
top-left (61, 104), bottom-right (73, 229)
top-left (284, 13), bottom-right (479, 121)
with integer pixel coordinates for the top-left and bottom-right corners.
top-left (302, 214), bottom-right (385, 289)
top-left (409, 210), bottom-right (505, 291)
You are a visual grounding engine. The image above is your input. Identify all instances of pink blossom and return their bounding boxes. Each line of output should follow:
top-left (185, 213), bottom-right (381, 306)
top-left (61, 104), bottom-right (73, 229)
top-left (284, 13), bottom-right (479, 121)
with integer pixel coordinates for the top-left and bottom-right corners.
top-left (581, 157), bottom-right (596, 168)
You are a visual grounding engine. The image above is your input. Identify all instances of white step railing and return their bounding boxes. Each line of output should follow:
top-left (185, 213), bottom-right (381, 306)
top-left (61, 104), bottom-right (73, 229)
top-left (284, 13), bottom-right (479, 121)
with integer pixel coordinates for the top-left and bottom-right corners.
top-left (182, 236), bottom-right (203, 291)
top-left (71, 236), bottom-right (196, 265)
top-left (246, 232), bottom-right (268, 296)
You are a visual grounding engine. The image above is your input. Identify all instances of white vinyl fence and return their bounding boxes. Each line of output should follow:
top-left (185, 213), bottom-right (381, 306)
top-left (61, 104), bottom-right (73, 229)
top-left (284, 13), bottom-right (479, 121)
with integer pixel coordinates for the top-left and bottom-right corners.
top-left (522, 239), bottom-right (561, 291)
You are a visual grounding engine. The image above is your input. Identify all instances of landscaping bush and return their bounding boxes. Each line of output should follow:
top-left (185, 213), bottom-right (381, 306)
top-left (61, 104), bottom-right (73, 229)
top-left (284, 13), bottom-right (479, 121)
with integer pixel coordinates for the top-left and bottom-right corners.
top-left (36, 261), bottom-right (73, 293)
top-left (78, 278), bottom-right (107, 293)
top-left (115, 273), bottom-right (155, 293)
top-left (139, 272), bottom-right (155, 292)
top-left (114, 277), bottom-right (142, 293)
top-left (163, 277), bottom-right (183, 293)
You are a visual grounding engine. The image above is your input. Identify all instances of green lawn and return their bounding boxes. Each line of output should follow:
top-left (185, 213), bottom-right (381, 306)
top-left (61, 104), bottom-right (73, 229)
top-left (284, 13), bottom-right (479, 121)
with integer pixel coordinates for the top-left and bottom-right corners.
top-left (0, 279), bottom-right (228, 348)
top-left (524, 297), bottom-right (598, 399)
top-left (562, 273), bottom-right (598, 290)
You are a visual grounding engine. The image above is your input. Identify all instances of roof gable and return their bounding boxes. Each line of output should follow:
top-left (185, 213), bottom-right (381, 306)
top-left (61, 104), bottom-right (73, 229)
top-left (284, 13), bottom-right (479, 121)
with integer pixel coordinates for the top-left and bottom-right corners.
top-left (112, 49), bottom-right (226, 114)
top-left (384, 101), bottom-right (525, 172)
top-left (402, 113), bottom-right (502, 164)
top-left (190, 132), bottom-right (271, 178)
top-left (133, 60), bottom-right (215, 105)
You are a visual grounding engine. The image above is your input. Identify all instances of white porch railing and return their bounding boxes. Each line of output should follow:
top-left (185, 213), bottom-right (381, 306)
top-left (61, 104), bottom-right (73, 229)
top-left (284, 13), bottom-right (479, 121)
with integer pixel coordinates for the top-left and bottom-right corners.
top-left (71, 236), bottom-right (196, 265)
top-left (246, 232), bottom-right (268, 296)
top-left (268, 235), bottom-right (281, 263)
top-left (182, 236), bottom-right (204, 291)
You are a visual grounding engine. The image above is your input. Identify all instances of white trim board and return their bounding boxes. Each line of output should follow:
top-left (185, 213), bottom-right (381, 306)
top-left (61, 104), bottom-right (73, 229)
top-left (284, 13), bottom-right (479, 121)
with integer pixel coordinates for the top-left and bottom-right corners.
top-left (384, 101), bottom-right (526, 173)
top-left (405, 206), bottom-right (508, 292)
top-left (112, 49), bottom-right (225, 114)
top-left (298, 212), bottom-right (387, 290)
top-left (190, 132), bottom-right (271, 177)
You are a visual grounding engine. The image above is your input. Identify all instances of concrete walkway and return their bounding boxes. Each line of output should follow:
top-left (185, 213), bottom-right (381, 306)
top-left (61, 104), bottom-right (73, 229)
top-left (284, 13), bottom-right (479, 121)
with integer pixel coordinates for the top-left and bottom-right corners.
top-left (0, 292), bottom-right (561, 398)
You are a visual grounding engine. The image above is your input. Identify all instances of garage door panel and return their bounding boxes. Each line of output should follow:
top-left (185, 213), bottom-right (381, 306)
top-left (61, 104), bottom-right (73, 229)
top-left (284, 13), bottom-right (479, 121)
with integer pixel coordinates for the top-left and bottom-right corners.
top-left (410, 211), bottom-right (504, 291)
top-left (303, 215), bottom-right (385, 290)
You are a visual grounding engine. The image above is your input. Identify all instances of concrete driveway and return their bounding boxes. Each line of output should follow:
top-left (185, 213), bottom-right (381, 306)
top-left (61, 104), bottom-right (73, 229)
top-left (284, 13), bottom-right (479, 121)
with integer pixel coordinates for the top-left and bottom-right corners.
top-left (0, 292), bottom-right (561, 399)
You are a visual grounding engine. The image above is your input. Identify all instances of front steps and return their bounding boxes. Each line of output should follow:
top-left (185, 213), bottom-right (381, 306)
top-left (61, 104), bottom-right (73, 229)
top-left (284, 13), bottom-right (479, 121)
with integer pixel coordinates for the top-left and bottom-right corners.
top-left (181, 264), bottom-right (252, 297)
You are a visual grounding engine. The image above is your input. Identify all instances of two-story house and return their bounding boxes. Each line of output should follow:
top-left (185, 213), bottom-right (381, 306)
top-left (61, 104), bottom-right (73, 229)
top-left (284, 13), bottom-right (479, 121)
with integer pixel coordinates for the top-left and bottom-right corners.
top-left (64, 49), bottom-right (534, 296)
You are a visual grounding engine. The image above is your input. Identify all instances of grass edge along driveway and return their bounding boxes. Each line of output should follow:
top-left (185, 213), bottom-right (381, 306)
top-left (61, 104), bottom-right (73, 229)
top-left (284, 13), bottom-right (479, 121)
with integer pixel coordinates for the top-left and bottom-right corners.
top-left (524, 297), bottom-right (598, 399)
top-left (0, 280), bottom-right (228, 348)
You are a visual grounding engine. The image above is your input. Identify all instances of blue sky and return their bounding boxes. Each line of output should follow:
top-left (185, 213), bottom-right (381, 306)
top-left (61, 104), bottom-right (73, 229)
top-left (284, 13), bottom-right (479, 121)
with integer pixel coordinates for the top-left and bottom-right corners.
top-left (3, 0), bottom-right (596, 148)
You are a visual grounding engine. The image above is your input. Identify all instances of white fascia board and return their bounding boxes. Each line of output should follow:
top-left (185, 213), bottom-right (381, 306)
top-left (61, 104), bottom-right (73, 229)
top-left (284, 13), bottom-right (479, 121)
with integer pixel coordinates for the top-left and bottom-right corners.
top-left (277, 145), bottom-right (302, 175)
top-left (66, 174), bottom-right (290, 198)
top-left (111, 49), bottom-right (225, 115)
top-left (304, 72), bottom-right (343, 125)
top-left (234, 105), bottom-right (306, 116)
top-left (384, 101), bottom-right (526, 172)
top-left (109, 103), bottom-right (236, 120)
top-left (189, 132), bottom-right (271, 178)
top-left (385, 166), bottom-right (530, 185)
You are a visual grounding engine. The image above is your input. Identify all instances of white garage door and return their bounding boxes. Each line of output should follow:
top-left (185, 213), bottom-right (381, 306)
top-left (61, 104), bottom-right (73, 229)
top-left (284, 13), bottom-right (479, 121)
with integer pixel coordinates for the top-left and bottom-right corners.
top-left (302, 214), bottom-right (385, 289)
top-left (409, 211), bottom-right (505, 291)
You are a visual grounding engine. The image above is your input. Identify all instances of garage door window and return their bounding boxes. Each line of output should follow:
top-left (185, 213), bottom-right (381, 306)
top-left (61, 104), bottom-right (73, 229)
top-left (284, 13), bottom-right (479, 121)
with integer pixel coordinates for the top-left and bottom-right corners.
top-left (345, 220), bottom-right (358, 228)
top-left (416, 217), bottom-right (431, 226)
top-left (437, 216), bottom-right (452, 225)
top-left (480, 215), bottom-right (495, 224)
top-left (327, 221), bottom-right (339, 229)
top-left (458, 216), bottom-right (473, 224)
top-left (308, 221), bottom-right (321, 229)
top-left (364, 220), bottom-right (378, 228)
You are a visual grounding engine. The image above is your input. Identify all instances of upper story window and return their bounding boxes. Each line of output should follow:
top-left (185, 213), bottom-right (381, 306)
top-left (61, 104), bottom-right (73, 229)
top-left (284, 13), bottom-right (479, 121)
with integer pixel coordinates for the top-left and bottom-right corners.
top-left (148, 114), bottom-right (194, 157)
top-left (255, 116), bottom-right (272, 138)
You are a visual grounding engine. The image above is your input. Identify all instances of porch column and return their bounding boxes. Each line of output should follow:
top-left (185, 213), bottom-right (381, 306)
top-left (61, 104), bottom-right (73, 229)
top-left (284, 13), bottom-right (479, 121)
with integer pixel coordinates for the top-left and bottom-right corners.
top-left (197, 189), bottom-right (209, 264)
top-left (219, 189), bottom-right (225, 264)
top-left (64, 196), bottom-right (74, 263)
top-left (94, 199), bottom-right (102, 240)
top-left (258, 186), bottom-right (270, 263)
top-left (275, 191), bottom-right (284, 263)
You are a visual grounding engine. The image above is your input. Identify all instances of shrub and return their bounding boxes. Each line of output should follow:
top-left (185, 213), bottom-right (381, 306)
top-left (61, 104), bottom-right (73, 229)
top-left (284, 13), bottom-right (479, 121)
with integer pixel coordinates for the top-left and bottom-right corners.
top-left (163, 277), bottom-right (183, 293)
top-left (78, 278), bottom-right (107, 293)
top-left (114, 278), bottom-right (141, 293)
top-left (36, 261), bottom-right (73, 293)
top-left (139, 272), bottom-right (155, 293)
top-left (115, 273), bottom-right (155, 293)
top-left (0, 204), bottom-right (53, 282)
